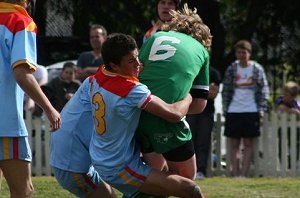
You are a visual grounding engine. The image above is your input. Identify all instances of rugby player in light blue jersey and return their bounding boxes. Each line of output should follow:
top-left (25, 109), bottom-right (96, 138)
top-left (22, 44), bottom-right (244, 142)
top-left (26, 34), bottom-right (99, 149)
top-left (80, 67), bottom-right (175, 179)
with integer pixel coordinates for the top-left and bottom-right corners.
top-left (0, 0), bottom-right (60, 197)
top-left (50, 77), bottom-right (116, 198)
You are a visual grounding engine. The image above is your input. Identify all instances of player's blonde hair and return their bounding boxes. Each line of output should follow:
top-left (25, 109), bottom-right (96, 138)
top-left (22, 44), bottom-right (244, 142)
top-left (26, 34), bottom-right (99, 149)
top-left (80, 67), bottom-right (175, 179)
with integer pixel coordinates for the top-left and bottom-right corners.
top-left (161, 3), bottom-right (212, 51)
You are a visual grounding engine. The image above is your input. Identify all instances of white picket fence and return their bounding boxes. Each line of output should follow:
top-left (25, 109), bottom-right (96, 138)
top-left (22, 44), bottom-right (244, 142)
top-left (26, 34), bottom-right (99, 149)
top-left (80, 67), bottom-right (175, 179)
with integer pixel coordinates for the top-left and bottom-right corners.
top-left (208, 112), bottom-right (300, 177)
top-left (25, 111), bottom-right (300, 177)
top-left (25, 113), bottom-right (52, 176)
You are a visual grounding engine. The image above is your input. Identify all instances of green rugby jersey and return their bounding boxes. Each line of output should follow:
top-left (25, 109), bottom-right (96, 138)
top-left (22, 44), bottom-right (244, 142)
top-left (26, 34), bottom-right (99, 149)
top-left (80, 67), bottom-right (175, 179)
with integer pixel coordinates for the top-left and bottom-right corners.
top-left (139, 31), bottom-right (210, 102)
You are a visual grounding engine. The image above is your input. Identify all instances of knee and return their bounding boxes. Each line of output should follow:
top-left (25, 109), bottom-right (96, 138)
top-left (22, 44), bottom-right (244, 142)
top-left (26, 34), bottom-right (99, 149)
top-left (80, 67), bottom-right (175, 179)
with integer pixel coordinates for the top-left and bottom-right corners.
top-left (183, 184), bottom-right (205, 198)
top-left (11, 183), bottom-right (34, 198)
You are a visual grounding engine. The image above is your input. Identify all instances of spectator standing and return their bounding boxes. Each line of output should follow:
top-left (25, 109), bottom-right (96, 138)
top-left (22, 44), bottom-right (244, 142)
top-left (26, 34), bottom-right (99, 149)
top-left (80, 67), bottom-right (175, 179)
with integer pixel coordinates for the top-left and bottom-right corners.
top-left (274, 81), bottom-right (300, 115)
top-left (76, 24), bottom-right (107, 82)
top-left (186, 66), bottom-right (221, 179)
top-left (143, 0), bottom-right (180, 43)
top-left (42, 62), bottom-right (81, 112)
top-left (222, 40), bottom-right (269, 177)
top-left (0, 1), bottom-right (61, 197)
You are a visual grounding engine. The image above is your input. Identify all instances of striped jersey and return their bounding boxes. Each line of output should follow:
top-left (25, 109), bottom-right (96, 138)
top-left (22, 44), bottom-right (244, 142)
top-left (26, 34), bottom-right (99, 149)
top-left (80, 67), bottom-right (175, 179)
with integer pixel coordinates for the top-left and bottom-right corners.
top-left (0, 2), bottom-right (37, 136)
top-left (50, 78), bottom-right (94, 173)
top-left (89, 66), bottom-right (151, 175)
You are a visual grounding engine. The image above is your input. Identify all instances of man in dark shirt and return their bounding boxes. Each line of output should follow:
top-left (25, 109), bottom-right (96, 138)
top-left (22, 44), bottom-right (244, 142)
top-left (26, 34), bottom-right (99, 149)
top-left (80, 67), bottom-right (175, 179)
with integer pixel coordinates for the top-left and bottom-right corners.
top-left (76, 24), bottom-right (107, 81)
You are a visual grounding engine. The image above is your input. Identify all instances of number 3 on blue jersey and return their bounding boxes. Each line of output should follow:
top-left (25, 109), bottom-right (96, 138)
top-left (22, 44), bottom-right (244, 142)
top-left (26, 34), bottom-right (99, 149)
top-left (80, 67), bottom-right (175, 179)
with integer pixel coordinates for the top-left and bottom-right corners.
top-left (149, 36), bottom-right (180, 61)
top-left (92, 93), bottom-right (106, 135)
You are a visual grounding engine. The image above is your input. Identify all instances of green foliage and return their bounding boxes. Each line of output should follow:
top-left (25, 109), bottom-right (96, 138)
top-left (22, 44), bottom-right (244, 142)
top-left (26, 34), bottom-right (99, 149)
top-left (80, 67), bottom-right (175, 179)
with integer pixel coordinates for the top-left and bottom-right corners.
top-left (71, 0), bottom-right (157, 46)
top-left (220, 0), bottom-right (300, 98)
top-left (36, 0), bottom-right (300, 96)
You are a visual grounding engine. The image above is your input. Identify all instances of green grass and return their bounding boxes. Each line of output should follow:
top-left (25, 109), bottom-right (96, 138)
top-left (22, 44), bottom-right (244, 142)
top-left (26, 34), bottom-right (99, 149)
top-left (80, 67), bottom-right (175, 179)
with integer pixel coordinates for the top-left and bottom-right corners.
top-left (1, 176), bottom-right (300, 198)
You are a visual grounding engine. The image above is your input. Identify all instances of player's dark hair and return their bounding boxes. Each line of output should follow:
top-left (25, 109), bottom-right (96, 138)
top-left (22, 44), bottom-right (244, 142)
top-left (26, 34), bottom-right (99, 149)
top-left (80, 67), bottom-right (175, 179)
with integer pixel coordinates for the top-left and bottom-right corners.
top-left (101, 33), bottom-right (137, 71)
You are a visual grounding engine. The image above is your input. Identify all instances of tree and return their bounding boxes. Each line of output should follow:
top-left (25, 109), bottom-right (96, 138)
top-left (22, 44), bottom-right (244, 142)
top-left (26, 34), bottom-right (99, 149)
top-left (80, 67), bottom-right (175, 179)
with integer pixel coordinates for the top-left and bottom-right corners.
top-left (182, 0), bottom-right (226, 76)
top-left (220, 0), bottom-right (300, 100)
top-left (34, 0), bottom-right (300, 100)
top-left (33, 0), bottom-right (157, 65)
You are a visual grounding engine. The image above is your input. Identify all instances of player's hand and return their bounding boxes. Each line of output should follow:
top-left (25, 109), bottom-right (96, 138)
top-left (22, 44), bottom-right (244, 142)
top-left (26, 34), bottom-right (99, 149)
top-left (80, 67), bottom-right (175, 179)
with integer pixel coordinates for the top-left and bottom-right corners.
top-left (208, 83), bottom-right (219, 99)
top-left (44, 107), bottom-right (61, 132)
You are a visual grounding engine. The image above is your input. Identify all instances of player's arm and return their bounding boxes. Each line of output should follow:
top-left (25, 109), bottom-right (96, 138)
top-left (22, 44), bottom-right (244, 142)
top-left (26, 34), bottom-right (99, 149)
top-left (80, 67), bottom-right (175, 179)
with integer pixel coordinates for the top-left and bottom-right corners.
top-left (188, 50), bottom-right (211, 114)
top-left (144, 94), bottom-right (192, 123)
top-left (188, 98), bottom-right (207, 114)
top-left (14, 64), bottom-right (61, 131)
top-left (188, 81), bottom-right (219, 114)
top-left (188, 88), bottom-right (209, 114)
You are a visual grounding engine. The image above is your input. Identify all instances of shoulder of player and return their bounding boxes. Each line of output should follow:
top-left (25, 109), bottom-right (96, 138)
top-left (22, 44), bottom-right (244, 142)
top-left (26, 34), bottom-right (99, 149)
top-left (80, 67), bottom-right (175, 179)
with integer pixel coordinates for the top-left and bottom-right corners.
top-left (94, 71), bottom-right (143, 97)
top-left (1, 12), bottom-right (36, 34)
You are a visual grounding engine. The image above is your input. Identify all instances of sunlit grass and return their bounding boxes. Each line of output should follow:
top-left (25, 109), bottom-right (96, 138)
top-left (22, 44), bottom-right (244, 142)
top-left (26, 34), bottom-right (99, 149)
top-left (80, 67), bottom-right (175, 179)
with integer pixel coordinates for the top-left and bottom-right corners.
top-left (1, 176), bottom-right (300, 198)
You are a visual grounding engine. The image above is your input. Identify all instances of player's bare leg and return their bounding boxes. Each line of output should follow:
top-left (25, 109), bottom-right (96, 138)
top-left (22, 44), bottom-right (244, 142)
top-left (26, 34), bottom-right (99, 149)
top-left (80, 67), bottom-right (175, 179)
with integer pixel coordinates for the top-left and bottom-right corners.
top-left (0, 169), bottom-right (3, 191)
top-left (0, 160), bottom-right (33, 198)
top-left (142, 152), bottom-right (168, 171)
top-left (139, 169), bottom-right (205, 198)
top-left (166, 154), bottom-right (197, 180)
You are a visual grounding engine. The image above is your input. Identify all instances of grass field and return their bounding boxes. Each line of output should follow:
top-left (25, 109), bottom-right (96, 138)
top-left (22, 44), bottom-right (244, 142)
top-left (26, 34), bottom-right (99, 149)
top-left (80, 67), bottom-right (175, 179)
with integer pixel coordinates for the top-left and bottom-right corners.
top-left (1, 176), bottom-right (300, 198)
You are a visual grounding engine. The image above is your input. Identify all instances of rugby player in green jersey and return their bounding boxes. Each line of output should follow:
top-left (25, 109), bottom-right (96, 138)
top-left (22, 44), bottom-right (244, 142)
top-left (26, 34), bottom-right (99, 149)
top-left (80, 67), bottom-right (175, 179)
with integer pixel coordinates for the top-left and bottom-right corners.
top-left (136, 4), bottom-right (212, 180)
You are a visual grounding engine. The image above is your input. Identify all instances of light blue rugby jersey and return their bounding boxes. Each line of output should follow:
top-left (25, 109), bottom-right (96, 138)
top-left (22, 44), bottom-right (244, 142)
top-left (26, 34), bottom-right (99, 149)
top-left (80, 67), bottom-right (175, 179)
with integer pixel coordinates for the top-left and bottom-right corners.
top-left (50, 78), bottom-right (94, 173)
top-left (0, 6), bottom-right (37, 137)
top-left (89, 68), bottom-right (151, 176)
